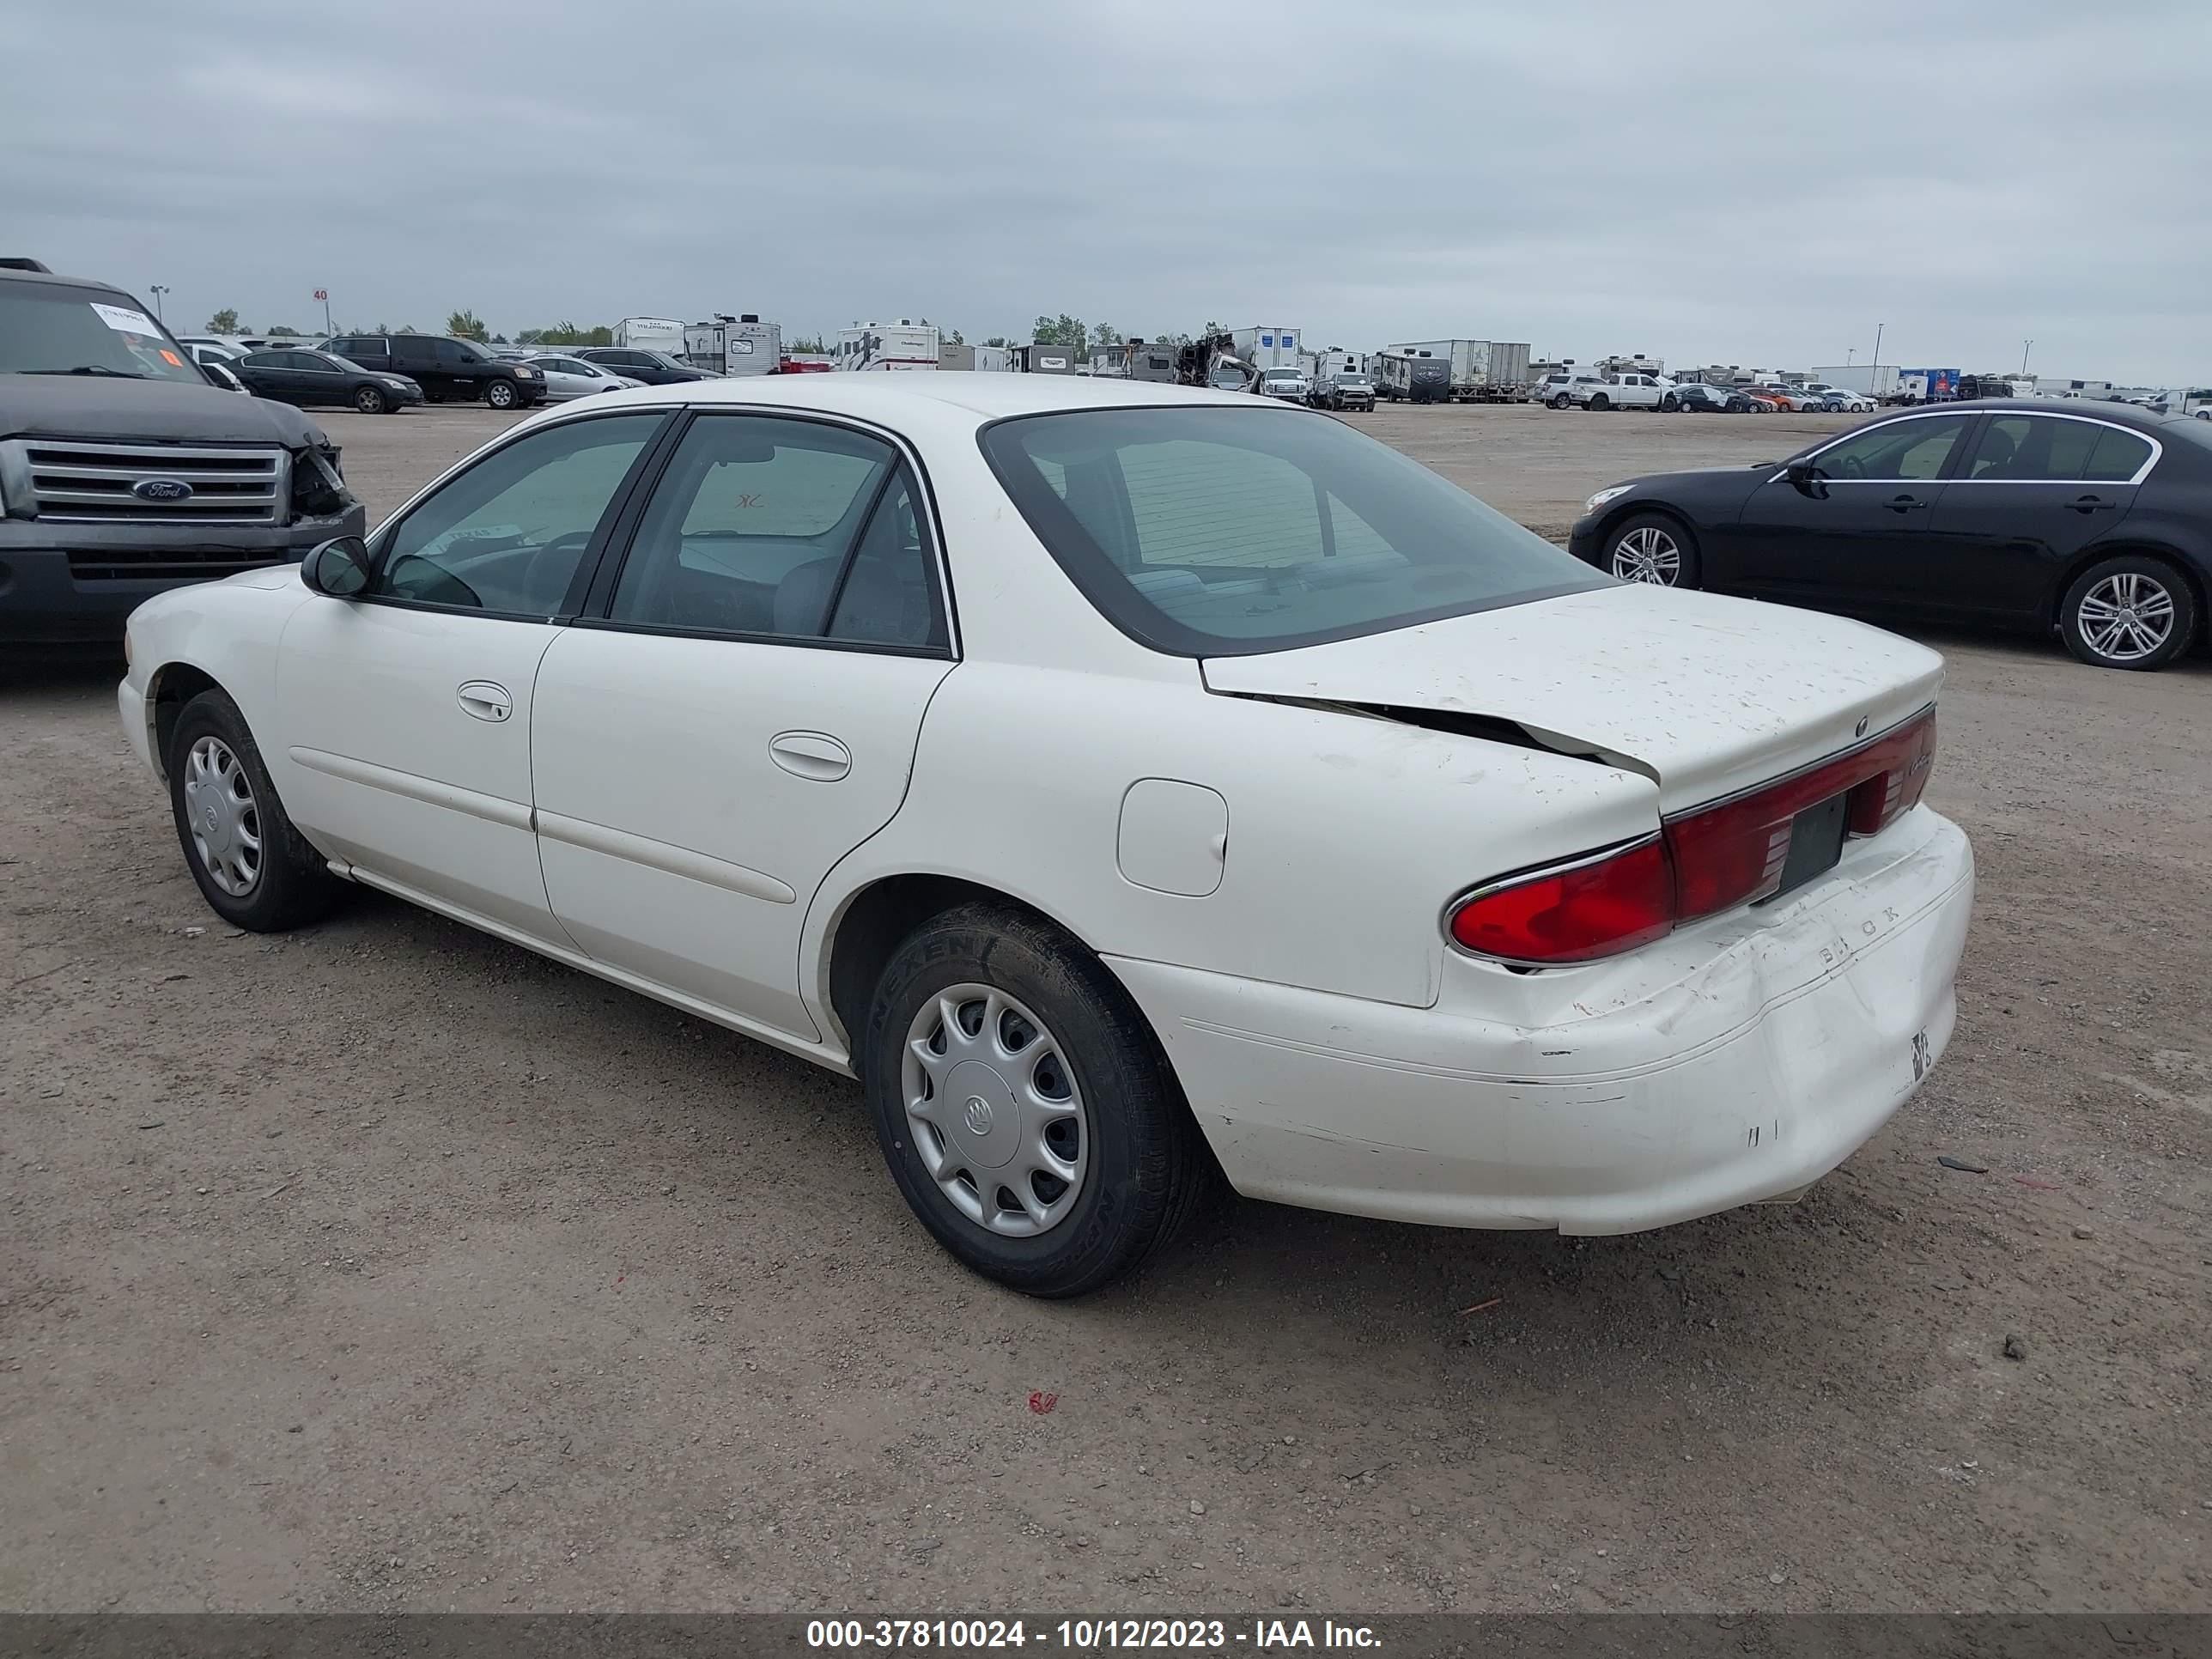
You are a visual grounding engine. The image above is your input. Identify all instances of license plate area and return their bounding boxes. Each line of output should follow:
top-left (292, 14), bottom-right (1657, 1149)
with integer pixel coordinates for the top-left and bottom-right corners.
top-left (1762, 792), bottom-right (1849, 904)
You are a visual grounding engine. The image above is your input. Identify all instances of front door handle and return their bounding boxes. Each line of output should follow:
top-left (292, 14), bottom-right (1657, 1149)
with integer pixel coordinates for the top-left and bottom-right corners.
top-left (2068, 494), bottom-right (2119, 514)
top-left (457, 680), bottom-right (513, 722)
top-left (769, 731), bottom-right (852, 781)
top-left (1883, 494), bottom-right (1929, 514)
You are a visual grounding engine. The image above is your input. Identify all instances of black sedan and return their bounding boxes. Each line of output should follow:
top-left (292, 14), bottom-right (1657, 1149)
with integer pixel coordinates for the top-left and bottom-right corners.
top-left (1674, 382), bottom-right (1755, 413)
top-left (228, 348), bottom-right (424, 414)
top-left (571, 346), bottom-right (721, 386)
top-left (1569, 399), bottom-right (2210, 670)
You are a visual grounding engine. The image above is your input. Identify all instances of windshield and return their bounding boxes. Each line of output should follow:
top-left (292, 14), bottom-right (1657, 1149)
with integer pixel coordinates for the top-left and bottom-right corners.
top-left (979, 405), bottom-right (1607, 656)
top-left (1263, 368), bottom-right (1301, 381)
top-left (0, 281), bottom-right (209, 384)
top-left (1337, 374), bottom-right (1370, 386)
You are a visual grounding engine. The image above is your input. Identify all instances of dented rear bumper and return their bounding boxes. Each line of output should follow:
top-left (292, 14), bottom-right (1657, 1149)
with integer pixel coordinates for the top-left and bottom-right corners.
top-left (1106, 806), bottom-right (1973, 1234)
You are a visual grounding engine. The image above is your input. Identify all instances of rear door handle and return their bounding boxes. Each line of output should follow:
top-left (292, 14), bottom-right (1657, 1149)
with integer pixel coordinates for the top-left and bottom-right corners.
top-left (2069, 494), bottom-right (2119, 514)
top-left (1883, 494), bottom-right (1929, 514)
top-left (769, 731), bottom-right (851, 781)
top-left (457, 680), bottom-right (513, 722)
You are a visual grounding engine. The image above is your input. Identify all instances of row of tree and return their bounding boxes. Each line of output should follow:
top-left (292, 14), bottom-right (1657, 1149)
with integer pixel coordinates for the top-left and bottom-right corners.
top-left (201, 306), bottom-right (1212, 356)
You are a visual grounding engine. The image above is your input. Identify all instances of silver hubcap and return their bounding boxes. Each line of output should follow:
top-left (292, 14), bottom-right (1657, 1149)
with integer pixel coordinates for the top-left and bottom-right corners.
top-left (2078, 573), bottom-right (2175, 661)
top-left (182, 736), bottom-right (261, 896)
top-left (1612, 526), bottom-right (1681, 584)
top-left (902, 983), bottom-right (1088, 1237)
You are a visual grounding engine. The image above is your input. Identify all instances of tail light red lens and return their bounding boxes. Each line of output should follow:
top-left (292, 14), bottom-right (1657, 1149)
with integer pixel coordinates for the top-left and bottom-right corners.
top-left (1449, 708), bottom-right (1937, 964)
top-left (1447, 836), bottom-right (1675, 964)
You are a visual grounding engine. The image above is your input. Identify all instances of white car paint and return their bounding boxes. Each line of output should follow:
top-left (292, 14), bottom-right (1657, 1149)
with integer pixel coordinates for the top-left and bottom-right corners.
top-left (117, 374), bottom-right (1973, 1250)
top-left (525, 354), bottom-right (644, 400)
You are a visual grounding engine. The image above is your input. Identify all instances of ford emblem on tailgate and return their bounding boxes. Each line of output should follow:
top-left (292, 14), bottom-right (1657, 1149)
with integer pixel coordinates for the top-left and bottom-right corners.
top-left (133, 478), bottom-right (193, 501)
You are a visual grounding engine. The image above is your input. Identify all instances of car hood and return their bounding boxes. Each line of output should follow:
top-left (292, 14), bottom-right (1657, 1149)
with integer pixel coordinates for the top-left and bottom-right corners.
top-left (0, 374), bottom-right (335, 447)
top-left (1200, 584), bottom-right (1943, 813)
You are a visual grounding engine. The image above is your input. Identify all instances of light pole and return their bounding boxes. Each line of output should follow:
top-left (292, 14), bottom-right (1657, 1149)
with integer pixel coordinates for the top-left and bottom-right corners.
top-left (1846, 349), bottom-right (1856, 366)
top-left (149, 284), bottom-right (169, 322)
top-left (2021, 339), bottom-right (2033, 376)
top-left (1871, 322), bottom-right (1884, 372)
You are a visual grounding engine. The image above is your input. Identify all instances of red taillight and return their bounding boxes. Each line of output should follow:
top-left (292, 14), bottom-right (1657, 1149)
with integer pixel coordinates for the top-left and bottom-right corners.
top-left (1449, 708), bottom-right (1938, 963)
top-left (1448, 836), bottom-right (1675, 964)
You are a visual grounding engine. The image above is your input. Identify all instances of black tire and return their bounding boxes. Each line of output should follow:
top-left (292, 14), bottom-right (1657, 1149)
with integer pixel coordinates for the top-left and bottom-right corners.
top-left (483, 378), bottom-right (519, 410)
top-left (2058, 554), bottom-right (2198, 672)
top-left (1660, 393), bottom-right (1679, 411)
top-left (353, 384), bottom-right (390, 415)
top-left (167, 689), bottom-right (345, 932)
top-left (1604, 511), bottom-right (1702, 588)
top-left (1588, 392), bottom-right (1610, 410)
top-left (1551, 393), bottom-right (1571, 410)
top-left (862, 902), bottom-right (1212, 1297)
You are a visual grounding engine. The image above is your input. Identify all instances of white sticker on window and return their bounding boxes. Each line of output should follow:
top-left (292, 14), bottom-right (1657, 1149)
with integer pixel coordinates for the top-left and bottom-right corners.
top-left (91, 302), bottom-right (164, 337)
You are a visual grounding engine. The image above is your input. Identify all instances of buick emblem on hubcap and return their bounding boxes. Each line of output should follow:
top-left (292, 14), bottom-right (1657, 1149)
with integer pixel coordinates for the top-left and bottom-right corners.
top-left (962, 1097), bottom-right (994, 1135)
top-left (204, 805), bottom-right (219, 830)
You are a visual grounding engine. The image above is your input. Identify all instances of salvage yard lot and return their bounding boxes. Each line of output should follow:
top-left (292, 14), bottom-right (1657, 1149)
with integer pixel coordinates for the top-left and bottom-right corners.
top-left (3, 402), bottom-right (2207, 1613)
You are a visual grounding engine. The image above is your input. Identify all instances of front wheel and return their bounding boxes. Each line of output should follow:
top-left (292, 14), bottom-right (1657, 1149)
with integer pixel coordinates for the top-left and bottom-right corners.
top-left (1605, 513), bottom-right (1700, 587)
top-left (1660, 393), bottom-right (1679, 411)
top-left (353, 384), bottom-right (390, 415)
top-left (167, 690), bottom-right (345, 931)
top-left (483, 379), bottom-right (519, 410)
top-left (2059, 556), bottom-right (2197, 671)
top-left (864, 903), bottom-right (1212, 1297)
top-left (1551, 393), bottom-right (1571, 410)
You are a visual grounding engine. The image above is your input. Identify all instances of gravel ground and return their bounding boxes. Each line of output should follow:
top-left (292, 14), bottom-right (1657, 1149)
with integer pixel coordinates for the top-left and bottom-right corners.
top-left (3, 401), bottom-right (2207, 1614)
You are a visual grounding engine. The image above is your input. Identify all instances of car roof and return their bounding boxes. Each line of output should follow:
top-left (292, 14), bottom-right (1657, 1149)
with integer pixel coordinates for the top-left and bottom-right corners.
top-left (1900, 397), bottom-right (2176, 428)
top-left (563, 373), bottom-right (1259, 422)
top-left (0, 264), bottom-right (134, 295)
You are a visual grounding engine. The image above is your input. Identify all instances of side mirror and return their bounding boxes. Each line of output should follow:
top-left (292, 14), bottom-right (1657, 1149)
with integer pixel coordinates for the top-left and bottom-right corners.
top-left (301, 535), bottom-right (372, 598)
top-left (1784, 459), bottom-right (1828, 498)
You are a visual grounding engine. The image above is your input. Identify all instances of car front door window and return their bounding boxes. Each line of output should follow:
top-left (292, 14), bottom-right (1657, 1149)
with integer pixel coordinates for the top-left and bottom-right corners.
top-left (1811, 416), bottom-right (1973, 482)
top-left (374, 413), bottom-right (665, 615)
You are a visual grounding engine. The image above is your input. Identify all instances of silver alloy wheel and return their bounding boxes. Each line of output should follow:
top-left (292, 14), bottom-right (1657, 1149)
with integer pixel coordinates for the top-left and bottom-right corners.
top-left (181, 735), bottom-right (262, 896)
top-left (2076, 571), bottom-right (2176, 662)
top-left (1611, 526), bottom-right (1682, 585)
top-left (902, 982), bottom-right (1089, 1238)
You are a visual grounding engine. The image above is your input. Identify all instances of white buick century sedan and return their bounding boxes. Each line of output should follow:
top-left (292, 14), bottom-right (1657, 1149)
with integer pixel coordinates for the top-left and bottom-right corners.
top-left (119, 375), bottom-right (1973, 1297)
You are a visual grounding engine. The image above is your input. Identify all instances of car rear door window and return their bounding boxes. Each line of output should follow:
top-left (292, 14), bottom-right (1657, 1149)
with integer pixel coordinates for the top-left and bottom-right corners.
top-left (607, 415), bottom-right (939, 644)
top-left (374, 413), bottom-right (665, 616)
top-left (1963, 416), bottom-right (2154, 483)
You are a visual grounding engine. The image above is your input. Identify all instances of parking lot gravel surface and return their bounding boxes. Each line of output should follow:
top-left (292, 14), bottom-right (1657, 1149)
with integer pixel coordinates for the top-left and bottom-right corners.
top-left (3, 402), bottom-right (2207, 1613)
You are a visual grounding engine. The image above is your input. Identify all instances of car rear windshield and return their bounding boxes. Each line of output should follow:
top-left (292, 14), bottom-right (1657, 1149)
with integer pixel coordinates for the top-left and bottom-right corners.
top-left (0, 280), bottom-right (207, 384)
top-left (979, 404), bottom-right (1607, 655)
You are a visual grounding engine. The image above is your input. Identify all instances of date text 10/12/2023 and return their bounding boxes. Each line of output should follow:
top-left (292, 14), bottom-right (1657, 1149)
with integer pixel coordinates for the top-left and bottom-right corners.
top-left (806, 1620), bottom-right (1382, 1650)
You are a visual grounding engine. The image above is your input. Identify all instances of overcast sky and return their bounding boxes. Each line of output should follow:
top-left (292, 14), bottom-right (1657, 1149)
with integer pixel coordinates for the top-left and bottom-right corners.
top-left (8, 0), bottom-right (2208, 383)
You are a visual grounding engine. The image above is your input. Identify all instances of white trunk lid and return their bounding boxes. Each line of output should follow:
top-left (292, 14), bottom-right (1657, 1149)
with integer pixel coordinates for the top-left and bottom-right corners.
top-left (1200, 586), bottom-right (1943, 813)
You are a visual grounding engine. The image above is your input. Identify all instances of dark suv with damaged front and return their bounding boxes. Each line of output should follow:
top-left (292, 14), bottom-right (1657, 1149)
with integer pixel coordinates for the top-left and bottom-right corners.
top-left (1, 260), bottom-right (363, 650)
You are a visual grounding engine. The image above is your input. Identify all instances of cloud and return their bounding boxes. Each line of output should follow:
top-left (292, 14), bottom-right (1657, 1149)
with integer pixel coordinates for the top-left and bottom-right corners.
top-left (5, 0), bottom-right (2206, 381)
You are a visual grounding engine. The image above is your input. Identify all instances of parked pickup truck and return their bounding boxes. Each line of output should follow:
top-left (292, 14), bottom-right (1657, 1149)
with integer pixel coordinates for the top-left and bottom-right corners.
top-left (1, 258), bottom-right (365, 651)
top-left (1571, 372), bottom-right (1674, 410)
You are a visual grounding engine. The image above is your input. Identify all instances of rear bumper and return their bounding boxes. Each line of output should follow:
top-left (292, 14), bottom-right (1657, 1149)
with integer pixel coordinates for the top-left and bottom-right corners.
top-left (1108, 808), bottom-right (1973, 1235)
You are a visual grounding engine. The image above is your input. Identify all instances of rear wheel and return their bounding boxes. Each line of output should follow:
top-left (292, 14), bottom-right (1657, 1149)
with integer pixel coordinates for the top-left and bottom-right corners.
top-left (1606, 513), bottom-right (1700, 587)
top-left (484, 378), bottom-right (519, 410)
top-left (2059, 556), bottom-right (2197, 671)
top-left (1588, 392), bottom-right (1610, 410)
top-left (864, 902), bottom-right (1212, 1297)
top-left (167, 690), bottom-right (344, 932)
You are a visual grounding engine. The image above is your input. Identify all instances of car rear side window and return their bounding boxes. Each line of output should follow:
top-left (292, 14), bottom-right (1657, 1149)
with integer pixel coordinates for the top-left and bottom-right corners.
top-left (605, 415), bottom-right (944, 650)
top-left (1964, 416), bottom-right (2154, 483)
top-left (980, 404), bottom-right (1606, 655)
